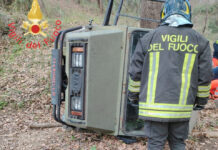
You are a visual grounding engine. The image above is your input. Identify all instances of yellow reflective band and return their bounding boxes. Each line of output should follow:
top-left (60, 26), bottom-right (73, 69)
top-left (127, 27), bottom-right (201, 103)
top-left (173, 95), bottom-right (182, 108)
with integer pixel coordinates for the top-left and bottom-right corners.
top-left (198, 84), bottom-right (211, 92)
top-left (216, 40), bottom-right (218, 44)
top-left (139, 102), bottom-right (193, 111)
top-left (161, 8), bottom-right (165, 19)
top-left (184, 54), bottom-right (196, 104)
top-left (184, 2), bottom-right (190, 15)
top-left (179, 53), bottom-right (196, 105)
top-left (146, 52), bottom-right (160, 104)
top-left (139, 109), bottom-right (191, 119)
top-left (129, 77), bottom-right (141, 87)
top-left (152, 52), bottom-right (160, 103)
top-left (128, 86), bottom-right (140, 93)
top-left (147, 53), bottom-right (153, 103)
top-left (197, 92), bottom-right (210, 98)
top-left (179, 54), bottom-right (188, 104)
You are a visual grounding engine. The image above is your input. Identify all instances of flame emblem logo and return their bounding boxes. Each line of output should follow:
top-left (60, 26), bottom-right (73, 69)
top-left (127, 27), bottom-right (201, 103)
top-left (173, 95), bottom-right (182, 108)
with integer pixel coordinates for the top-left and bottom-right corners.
top-left (22, 0), bottom-right (48, 37)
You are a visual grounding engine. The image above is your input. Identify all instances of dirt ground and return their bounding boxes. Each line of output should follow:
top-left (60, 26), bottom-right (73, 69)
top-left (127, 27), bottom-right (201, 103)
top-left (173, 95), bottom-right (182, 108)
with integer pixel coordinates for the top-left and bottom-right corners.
top-left (0, 96), bottom-right (218, 150)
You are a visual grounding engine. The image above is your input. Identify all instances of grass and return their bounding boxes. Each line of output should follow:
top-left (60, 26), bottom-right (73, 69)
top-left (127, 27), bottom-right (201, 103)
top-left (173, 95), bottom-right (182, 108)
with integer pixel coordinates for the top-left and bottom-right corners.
top-left (44, 0), bottom-right (104, 27)
top-left (0, 67), bottom-right (5, 76)
top-left (188, 135), bottom-right (199, 142)
top-left (17, 101), bottom-right (26, 109)
top-left (0, 100), bottom-right (9, 110)
top-left (71, 135), bottom-right (76, 141)
top-left (12, 0), bottom-right (32, 12)
top-left (90, 145), bottom-right (97, 150)
top-left (7, 101), bottom-right (28, 110)
top-left (9, 44), bottom-right (23, 61)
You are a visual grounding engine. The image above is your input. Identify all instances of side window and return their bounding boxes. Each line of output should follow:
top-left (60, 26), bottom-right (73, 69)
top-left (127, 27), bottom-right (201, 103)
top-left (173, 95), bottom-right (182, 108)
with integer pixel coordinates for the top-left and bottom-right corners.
top-left (124, 30), bottom-right (147, 134)
top-left (130, 31), bottom-right (147, 55)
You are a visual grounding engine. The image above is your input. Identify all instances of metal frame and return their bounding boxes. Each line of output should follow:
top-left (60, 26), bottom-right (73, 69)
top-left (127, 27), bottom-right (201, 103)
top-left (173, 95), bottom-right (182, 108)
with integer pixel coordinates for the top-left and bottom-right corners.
top-left (103, 0), bottom-right (114, 26)
top-left (52, 26), bottom-right (83, 126)
top-left (103, 0), bottom-right (165, 26)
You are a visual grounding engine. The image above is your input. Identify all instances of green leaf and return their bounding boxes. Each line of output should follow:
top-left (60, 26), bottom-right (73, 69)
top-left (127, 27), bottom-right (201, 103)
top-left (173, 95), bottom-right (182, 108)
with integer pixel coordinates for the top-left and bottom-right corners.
top-left (71, 135), bottom-right (76, 141)
top-left (0, 100), bottom-right (9, 110)
top-left (90, 145), bottom-right (96, 150)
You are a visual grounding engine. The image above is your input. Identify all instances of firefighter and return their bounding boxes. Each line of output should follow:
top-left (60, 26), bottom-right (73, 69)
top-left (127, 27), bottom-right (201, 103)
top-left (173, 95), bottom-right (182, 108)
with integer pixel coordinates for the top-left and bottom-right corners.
top-left (213, 40), bottom-right (218, 67)
top-left (210, 41), bottom-right (218, 99)
top-left (212, 40), bottom-right (218, 79)
top-left (128, 0), bottom-right (213, 149)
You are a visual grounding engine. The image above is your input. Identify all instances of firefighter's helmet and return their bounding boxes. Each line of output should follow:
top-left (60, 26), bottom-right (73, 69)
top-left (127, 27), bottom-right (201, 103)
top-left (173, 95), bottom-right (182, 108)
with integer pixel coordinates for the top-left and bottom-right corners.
top-left (161, 0), bottom-right (192, 23)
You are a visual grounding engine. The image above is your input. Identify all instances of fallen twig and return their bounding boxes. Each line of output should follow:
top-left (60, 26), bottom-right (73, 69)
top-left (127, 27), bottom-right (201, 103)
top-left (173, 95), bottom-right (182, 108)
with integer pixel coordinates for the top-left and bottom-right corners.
top-left (29, 123), bottom-right (62, 129)
top-left (192, 131), bottom-right (218, 138)
top-left (192, 132), bottom-right (206, 137)
top-left (205, 132), bottom-right (218, 138)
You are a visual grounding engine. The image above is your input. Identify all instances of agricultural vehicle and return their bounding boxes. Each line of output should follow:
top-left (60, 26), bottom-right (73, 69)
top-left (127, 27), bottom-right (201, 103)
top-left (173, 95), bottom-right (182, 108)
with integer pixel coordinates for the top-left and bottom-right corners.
top-left (51, 0), bottom-right (198, 141)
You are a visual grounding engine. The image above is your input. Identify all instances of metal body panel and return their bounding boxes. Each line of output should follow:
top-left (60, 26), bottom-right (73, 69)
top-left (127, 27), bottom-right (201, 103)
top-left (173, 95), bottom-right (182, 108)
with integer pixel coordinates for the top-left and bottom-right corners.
top-left (64, 26), bottom-right (128, 133)
top-left (86, 29), bottom-right (123, 132)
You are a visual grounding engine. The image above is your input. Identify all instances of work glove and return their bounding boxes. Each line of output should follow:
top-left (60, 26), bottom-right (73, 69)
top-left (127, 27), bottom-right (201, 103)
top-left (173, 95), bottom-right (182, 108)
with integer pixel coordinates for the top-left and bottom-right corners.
top-left (194, 97), bottom-right (208, 110)
top-left (128, 97), bottom-right (138, 105)
top-left (127, 93), bottom-right (139, 120)
top-left (193, 104), bottom-right (205, 110)
top-left (128, 92), bottom-right (139, 105)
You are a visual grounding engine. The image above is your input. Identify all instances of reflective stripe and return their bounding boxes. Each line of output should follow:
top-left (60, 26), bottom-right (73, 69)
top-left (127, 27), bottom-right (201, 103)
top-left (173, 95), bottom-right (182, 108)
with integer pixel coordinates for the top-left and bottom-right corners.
top-left (128, 77), bottom-right (140, 93)
top-left (198, 84), bottom-right (211, 92)
top-left (179, 53), bottom-right (196, 105)
top-left (146, 52), bottom-right (160, 104)
top-left (129, 77), bottom-right (141, 87)
top-left (197, 92), bottom-right (210, 98)
top-left (128, 86), bottom-right (140, 92)
top-left (139, 102), bottom-right (193, 111)
top-left (139, 109), bottom-right (191, 119)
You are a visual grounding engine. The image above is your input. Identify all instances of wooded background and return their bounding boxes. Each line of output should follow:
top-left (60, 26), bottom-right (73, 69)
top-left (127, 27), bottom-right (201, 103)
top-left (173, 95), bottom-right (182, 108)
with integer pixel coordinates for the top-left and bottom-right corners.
top-left (0, 0), bottom-right (162, 28)
top-left (1, 0), bottom-right (217, 31)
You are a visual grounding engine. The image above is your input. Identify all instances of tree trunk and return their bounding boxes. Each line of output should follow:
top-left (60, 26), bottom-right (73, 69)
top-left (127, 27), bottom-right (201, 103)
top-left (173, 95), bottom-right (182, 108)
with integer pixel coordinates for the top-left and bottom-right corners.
top-left (140, 0), bottom-right (162, 28)
top-left (38, 0), bottom-right (48, 17)
top-left (1, 0), bottom-right (14, 6)
top-left (3, 0), bottom-right (14, 5)
top-left (77, 0), bottom-right (80, 4)
top-left (97, 0), bottom-right (103, 13)
top-left (202, 6), bottom-right (208, 34)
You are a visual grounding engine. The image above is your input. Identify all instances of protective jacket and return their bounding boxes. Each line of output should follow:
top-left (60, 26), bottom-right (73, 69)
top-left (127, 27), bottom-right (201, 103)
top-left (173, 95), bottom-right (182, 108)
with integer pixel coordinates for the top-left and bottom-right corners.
top-left (212, 58), bottom-right (218, 68)
top-left (128, 25), bottom-right (213, 122)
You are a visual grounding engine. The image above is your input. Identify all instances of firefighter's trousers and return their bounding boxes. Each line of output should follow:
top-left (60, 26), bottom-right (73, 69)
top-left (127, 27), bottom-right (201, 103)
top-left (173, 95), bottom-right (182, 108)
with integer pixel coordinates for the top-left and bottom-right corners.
top-left (144, 121), bottom-right (189, 150)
